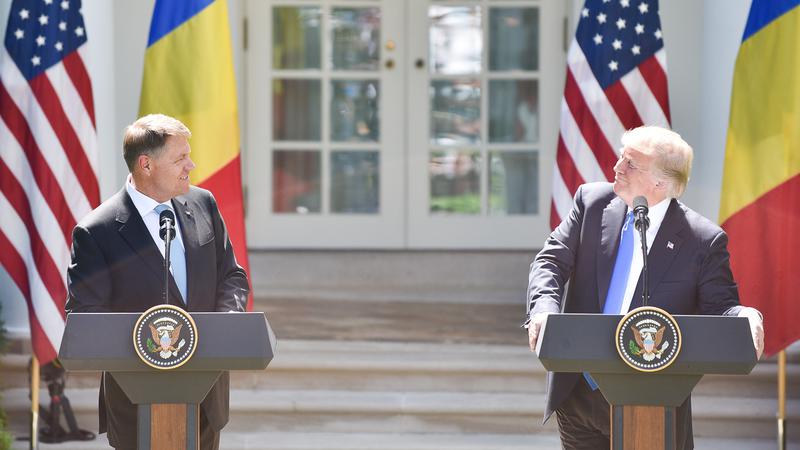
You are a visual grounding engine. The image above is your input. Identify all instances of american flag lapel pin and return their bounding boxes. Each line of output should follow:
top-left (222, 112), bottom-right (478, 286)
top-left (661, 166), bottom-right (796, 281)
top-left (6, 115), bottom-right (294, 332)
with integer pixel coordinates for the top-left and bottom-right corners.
top-left (667, 241), bottom-right (674, 250)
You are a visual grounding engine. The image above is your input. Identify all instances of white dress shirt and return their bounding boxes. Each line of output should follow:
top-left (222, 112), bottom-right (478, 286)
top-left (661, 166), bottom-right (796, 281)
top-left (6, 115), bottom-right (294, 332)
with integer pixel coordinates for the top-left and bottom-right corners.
top-left (614, 198), bottom-right (671, 314)
top-left (125, 177), bottom-right (186, 268)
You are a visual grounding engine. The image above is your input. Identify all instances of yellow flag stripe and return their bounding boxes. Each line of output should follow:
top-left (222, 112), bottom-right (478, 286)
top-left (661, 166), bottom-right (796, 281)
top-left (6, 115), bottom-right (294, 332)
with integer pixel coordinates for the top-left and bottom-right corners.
top-left (719, 7), bottom-right (800, 223)
top-left (139, 0), bottom-right (240, 184)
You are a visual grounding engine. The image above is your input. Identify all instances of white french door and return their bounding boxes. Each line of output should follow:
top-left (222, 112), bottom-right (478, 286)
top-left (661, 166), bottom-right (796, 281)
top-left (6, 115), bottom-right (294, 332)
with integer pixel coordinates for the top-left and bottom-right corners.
top-left (406, 0), bottom-right (564, 248)
top-left (246, 0), bottom-right (564, 248)
top-left (246, 0), bottom-right (405, 247)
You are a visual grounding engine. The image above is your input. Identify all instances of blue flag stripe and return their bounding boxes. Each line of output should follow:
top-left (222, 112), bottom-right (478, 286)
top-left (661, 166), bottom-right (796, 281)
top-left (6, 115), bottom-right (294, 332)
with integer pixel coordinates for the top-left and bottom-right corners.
top-left (742, 0), bottom-right (800, 42)
top-left (147, 0), bottom-right (214, 47)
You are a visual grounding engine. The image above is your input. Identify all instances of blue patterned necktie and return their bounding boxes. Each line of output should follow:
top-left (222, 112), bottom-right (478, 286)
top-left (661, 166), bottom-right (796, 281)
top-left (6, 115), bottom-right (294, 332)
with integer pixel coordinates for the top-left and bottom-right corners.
top-left (603, 211), bottom-right (635, 314)
top-left (154, 204), bottom-right (187, 304)
top-left (585, 211), bottom-right (635, 390)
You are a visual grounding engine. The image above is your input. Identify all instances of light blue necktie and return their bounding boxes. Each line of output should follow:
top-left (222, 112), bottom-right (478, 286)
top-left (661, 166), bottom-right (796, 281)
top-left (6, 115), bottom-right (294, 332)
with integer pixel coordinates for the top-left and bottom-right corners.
top-left (154, 204), bottom-right (187, 304)
top-left (585, 211), bottom-right (635, 390)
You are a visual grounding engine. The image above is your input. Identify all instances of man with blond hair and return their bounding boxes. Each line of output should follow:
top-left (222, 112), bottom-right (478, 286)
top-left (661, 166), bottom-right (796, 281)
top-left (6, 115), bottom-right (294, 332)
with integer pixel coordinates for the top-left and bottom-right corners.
top-left (65, 114), bottom-right (249, 450)
top-left (525, 126), bottom-right (764, 449)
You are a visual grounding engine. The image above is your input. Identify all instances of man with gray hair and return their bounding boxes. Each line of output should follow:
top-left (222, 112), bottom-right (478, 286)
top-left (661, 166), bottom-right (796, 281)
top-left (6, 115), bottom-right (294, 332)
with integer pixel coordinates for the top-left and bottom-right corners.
top-left (525, 126), bottom-right (764, 449)
top-left (65, 114), bottom-right (249, 450)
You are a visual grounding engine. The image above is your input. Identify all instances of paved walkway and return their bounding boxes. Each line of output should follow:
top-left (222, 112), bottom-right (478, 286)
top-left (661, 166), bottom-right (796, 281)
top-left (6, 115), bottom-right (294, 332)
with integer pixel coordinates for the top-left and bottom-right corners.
top-left (258, 297), bottom-right (525, 345)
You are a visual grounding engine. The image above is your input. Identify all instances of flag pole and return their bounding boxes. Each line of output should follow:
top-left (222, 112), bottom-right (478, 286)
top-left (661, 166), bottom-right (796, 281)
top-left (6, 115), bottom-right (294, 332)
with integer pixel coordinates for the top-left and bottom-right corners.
top-left (778, 350), bottom-right (786, 450)
top-left (30, 356), bottom-right (39, 450)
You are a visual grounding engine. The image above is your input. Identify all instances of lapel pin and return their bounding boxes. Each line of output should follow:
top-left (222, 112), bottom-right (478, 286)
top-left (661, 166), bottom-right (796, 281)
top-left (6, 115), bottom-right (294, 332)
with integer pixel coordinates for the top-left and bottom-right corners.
top-left (667, 241), bottom-right (674, 250)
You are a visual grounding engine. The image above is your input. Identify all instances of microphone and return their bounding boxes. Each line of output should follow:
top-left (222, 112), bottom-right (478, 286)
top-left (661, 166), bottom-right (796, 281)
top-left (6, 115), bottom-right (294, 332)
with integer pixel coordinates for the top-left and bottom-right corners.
top-left (633, 196), bottom-right (649, 232)
top-left (159, 209), bottom-right (175, 241)
top-left (632, 196), bottom-right (650, 306)
top-left (158, 208), bottom-right (175, 305)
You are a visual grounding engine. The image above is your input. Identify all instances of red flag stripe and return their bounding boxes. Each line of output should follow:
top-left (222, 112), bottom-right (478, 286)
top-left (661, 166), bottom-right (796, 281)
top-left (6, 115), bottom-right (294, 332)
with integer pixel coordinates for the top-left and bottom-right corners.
top-left (638, 56), bottom-right (671, 124)
top-left (550, 199), bottom-right (561, 231)
top-left (556, 136), bottom-right (586, 196)
top-left (604, 80), bottom-right (643, 131)
top-left (61, 50), bottom-right (96, 128)
top-left (0, 159), bottom-right (67, 315)
top-left (0, 82), bottom-right (77, 243)
top-left (28, 74), bottom-right (99, 206)
top-left (563, 69), bottom-right (618, 181)
top-left (0, 229), bottom-right (58, 363)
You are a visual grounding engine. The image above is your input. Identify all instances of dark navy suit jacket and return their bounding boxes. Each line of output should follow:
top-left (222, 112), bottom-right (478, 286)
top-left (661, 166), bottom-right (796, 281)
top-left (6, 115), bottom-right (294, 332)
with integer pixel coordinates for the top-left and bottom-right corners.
top-left (528, 182), bottom-right (744, 446)
top-left (65, 185), bottom-right (249, 447)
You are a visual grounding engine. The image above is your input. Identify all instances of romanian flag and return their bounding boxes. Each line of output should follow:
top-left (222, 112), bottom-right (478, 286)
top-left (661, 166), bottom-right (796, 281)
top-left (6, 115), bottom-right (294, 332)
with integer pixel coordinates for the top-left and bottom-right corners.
top-left (140, 0), bottom-right (252, 310)
top-left (720, 0), bottom-right (800, 356)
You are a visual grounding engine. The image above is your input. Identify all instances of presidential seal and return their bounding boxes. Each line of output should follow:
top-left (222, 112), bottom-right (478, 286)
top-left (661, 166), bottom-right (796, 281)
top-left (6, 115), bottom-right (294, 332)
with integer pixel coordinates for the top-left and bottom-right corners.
top-left (615, 306), bottom-right (681, 372)
top-left (133, 304), bottom-right (198, 370)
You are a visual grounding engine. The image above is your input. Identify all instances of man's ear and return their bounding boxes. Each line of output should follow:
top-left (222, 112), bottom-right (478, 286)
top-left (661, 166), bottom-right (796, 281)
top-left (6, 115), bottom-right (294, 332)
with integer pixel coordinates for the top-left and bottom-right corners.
top-left (137, 154), bottom-right (152, 175)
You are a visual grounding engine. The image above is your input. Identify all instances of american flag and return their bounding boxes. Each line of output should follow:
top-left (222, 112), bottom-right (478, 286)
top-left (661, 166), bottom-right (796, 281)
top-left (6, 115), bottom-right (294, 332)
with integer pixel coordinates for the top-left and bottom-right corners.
top-left (0, 0), bottom-right (98, 364)
top-left (551, 0), bottom-right (670, 229)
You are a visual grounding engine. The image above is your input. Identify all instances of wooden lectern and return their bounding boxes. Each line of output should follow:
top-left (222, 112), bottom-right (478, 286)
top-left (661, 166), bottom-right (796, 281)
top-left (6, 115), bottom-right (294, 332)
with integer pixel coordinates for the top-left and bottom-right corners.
top-left (536, 313), bottom-right (757, 450)
top-left (59, 312), bottom-right (276, 450)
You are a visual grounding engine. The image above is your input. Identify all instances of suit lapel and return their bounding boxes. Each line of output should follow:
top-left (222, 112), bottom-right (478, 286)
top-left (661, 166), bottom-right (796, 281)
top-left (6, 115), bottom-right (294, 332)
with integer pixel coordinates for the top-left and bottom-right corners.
top-left (116, 190), bottom-right (183, 306)
top-left (116, 191), bottom-right (166, 286)
top-left (629, 199), bottom-right (686, 310)
top-left (597, 196), bottom-right (627, 311)
top-left (172, 195), bottom-right (199, 308)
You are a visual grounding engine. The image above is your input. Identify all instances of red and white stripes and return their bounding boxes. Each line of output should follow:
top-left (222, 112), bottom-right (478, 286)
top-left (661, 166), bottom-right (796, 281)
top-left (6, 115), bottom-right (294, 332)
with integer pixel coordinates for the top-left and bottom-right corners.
top-left (550, 41), bottom-right (670, 230)
top-left (0, 45), bottom-right (98, 363)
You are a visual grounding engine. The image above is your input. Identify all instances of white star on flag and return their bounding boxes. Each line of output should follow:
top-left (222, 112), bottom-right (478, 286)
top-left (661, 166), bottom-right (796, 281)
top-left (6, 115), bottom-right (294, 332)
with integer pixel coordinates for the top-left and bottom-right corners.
top-left (55, 41), bottom-right (63, 51)
top-left (19, 8), bottom-right (29, 19)
top-left (31, 55), bottom-right (40, 66)
top-left (61, 0), bottom-right (69, 10)
top-left (654, 28), bottom-right (662, 39)
top-left (59, 21), bottom-right (66, 30)
top-left (612, 39), bottom-right (622, 50)
top-left (631, 45), bottom-right (641, 55)
top-left (616, 18), bottom-right (626, 29)
top-left (593, 33), bottom-right (603, 44)
top-left (635, 23), bottom-right (644, 34)
top-left (37, 13), bottom-right (47, 25)
top-left (75, 26), bottom-right (84, 36)
top-left (597, 13), bottom-right (607, 24)
top-left (608, 60), bottom-right (619, 71)
top-left (639, 2), bottom-right (649, 14)
top-left (36, 35), bottom-right (45, 46)
top-left (14, 28), bottom-right (23, 39)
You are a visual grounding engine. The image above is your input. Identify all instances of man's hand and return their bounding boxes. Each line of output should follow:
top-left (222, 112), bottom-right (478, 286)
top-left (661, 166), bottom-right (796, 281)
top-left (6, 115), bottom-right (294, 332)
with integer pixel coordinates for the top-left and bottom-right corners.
top-left (526, 312), bottom-right (551, 352)
top-left (738, 307), bottom-right (764, 360)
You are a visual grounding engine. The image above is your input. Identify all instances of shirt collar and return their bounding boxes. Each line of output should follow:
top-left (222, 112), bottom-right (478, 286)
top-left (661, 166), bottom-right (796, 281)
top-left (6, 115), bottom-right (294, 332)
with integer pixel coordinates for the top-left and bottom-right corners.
top-left (125, 174), bottom-right (172, 217)
top-left (627, 197), bottom-right (670, 233)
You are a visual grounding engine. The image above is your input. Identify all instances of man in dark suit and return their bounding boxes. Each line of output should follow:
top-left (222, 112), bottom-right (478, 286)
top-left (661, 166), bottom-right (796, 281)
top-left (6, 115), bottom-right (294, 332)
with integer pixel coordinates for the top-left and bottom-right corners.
top-left (526, 126), bottom-right (764, 450)
top-left (65, 114), bottom-right (249, 450)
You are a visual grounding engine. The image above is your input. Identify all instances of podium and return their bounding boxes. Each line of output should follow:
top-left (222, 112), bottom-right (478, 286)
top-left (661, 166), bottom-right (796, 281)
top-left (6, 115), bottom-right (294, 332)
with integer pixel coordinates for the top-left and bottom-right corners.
top-left (58, 312), bottom-right (276, 450)
top-left (536, 313), bottom-right (756, 449)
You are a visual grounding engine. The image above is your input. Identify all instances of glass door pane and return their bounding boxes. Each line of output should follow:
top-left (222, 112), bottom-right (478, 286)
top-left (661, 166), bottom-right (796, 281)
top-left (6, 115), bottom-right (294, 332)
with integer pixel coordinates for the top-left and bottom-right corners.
top-left (407, 0), bottom-right (564, 248)
top-left (247, 0), bottom-right (404, 248)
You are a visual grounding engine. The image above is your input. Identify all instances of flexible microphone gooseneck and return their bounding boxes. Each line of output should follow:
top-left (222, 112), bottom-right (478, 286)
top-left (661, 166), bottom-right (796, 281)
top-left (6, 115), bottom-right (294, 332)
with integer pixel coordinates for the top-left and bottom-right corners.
top-left (158, 209), bottom-right (176, 305)
top-left (632, 196), bottom-right (650, 306)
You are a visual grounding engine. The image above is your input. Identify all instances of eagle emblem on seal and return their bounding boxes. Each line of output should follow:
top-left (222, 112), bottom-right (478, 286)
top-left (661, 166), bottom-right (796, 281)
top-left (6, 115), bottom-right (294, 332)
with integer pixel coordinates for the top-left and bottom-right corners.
top-left (147, 322), bottom-right (186, 359)
top-left (630, 324), bottom-right (669, 361)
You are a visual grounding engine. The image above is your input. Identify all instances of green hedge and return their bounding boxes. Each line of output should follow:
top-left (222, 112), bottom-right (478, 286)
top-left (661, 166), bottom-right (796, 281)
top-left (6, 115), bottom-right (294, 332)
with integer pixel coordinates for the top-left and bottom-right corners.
top-left (0, 301), bottom-right (11, 450)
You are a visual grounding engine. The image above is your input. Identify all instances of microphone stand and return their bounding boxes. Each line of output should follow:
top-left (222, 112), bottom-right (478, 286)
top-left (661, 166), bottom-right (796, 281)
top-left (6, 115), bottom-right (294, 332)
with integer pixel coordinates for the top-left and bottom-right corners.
top-left (162, 219), bottom-right (174, 305)
top-left (635, 215), bottom-right (650, 306)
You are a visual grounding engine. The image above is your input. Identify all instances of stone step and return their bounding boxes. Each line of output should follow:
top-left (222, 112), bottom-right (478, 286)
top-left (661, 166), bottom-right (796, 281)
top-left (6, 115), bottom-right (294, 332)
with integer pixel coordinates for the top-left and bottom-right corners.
top-left (3, 340), bottom-right (799, 396)
top-left (3, 387), bottom-right (799, 439)
top-left (6, 432), bottom-right (784, 450)
top-left (248, 251), bottom-right (532, 305)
